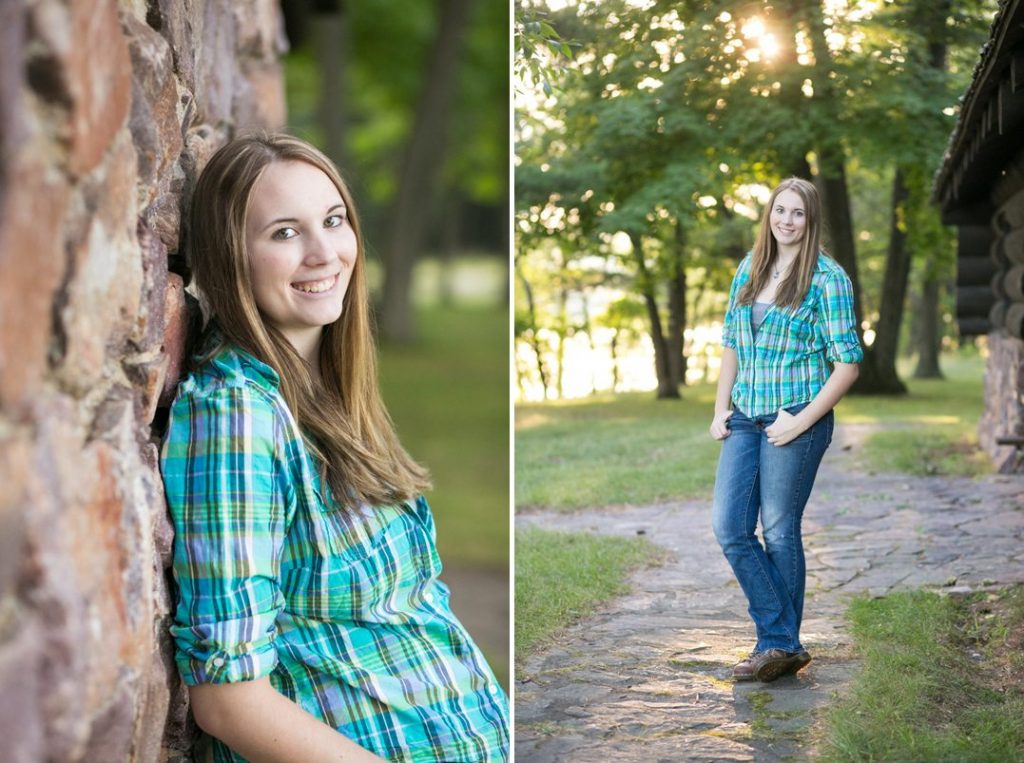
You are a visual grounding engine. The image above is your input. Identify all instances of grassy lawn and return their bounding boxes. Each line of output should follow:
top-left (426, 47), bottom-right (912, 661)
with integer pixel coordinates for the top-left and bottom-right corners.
top-left (515, 352), bottom-right (989, 512)
top-left (818, 586), bottom-right (1024, 762)
top-left (515, 387), bottom-right (722, 510)
top-left (379, 304), bottom-right (508, 568)
top-left (839, 353), bottom-right (991, 477)
top-left (515, 527), bottom-right (667, 662)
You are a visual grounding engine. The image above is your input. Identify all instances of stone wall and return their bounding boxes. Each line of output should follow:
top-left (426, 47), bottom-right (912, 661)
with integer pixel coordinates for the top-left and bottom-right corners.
top-left (980, 332), bottom-right (1024, 473)
top-left (0, 1), bottom-right (286, 760)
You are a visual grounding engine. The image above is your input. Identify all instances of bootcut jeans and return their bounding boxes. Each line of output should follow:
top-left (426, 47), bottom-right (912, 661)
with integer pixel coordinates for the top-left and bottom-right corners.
top-left (711, 402), bottom-right (833, 653)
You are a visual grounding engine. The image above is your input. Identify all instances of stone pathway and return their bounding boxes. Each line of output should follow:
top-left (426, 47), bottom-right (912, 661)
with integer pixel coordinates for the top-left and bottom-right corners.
top-left (514, 424), bottom-right (1024, 762)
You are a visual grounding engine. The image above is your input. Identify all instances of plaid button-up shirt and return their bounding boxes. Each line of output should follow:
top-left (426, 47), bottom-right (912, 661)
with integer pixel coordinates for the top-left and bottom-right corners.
top-left (721, 253), bottom-right (863, 417)
top-left (161, 343), bottom-right (509, 763)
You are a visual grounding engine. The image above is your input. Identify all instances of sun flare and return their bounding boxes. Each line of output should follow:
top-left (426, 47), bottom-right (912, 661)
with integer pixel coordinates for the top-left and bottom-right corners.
top-left (741, 16), bottom-right (780, 61)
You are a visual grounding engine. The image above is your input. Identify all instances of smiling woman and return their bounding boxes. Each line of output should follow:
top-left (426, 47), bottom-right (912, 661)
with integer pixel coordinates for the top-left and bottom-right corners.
top-left (161, 133), bottom-right (510, 762)
top-left (244, 160), bottom-right (357, 370)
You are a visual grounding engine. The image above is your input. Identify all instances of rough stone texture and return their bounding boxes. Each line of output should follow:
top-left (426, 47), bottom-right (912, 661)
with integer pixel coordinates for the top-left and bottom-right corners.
top-left (980, 332), bottom-right (1024, 472)
top-left (0, 1), bottom-right (286, 760)
top-left (516, 423), bottom-right (1024, 762)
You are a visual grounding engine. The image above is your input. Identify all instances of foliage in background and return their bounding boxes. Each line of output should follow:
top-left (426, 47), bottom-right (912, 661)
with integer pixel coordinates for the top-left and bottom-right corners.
top-left (285, 1), bottom-right (507, 254)
top-left (515, 3), bottom-right (575, 96)
top-left (514, 0), bottom-right (995, 400)
top-left (515, 527), bottom-right (666, 660)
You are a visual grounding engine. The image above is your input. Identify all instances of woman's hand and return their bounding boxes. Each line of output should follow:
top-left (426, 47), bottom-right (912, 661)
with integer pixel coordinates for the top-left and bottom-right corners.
top-left (765, 409), bottom-right (807, 446)
top-left (710, 410), bottom-right (733, 440)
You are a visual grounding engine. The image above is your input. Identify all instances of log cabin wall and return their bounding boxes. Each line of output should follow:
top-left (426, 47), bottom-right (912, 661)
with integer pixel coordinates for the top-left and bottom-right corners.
top-left (979, 149), bottom-right (1024, 469)
top-left (936, 0), bottom-right (1024, 472)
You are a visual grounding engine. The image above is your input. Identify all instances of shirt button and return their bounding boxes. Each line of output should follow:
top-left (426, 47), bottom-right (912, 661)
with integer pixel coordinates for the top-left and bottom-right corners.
top-left (424, 592), bottom-right (433, 603)
top-left (212, 657), bottom-right (225, 667)
top-left (488, 684), bottom-right (499, 695)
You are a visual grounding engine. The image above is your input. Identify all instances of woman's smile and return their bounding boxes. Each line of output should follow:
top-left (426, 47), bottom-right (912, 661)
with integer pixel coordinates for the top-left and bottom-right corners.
top-left (291, 273), bottom-right (339, 295)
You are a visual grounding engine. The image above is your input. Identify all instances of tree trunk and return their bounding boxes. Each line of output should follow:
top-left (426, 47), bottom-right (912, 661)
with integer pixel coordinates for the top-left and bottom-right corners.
top-left (911, 0), bottom-right (950, 381)
top-left (580, 292), bottom-right (597, 395)
top-left (380, 0), bottom-right (470, 342)
top-left (610, 331), bottom-right (620, 393)
top-left (438, 195), bottom-right (461, 307)
top-left (914, 266), bottom-right (944, 379)
top-left (667, 224), bottom-right (687, 388)
top-left (515, 265), bottom-right (550, 398)
top-left (858, 168), bottom-right (910, 394)
top-left (554, 285), bottom-right (567, 399)
top-left (775, 3), bottom-right (813, 179)
top-left (805, 0), bottom-right (865, 338)
top-left (514, 351), bottom-right (527, 400)
top-left (629, 234), bottom-right (678, 399)
top-left (313, 1), bottom-right (349, 174)
top-left (803, 0), bottom-right (920, 396)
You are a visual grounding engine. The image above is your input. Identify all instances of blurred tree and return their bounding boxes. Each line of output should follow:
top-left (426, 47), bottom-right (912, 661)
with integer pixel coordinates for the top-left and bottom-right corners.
top-left (380, 0), bottom-right (470, 343)
top-left (283, 0), bottom-right (508, 339)
top-left (597, 297), bottom-right (647, 393)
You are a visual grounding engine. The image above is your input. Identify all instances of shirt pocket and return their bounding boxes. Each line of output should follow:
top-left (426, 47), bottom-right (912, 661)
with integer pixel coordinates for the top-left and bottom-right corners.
top-left (281, 503), bottom-right (438, 623)
top-left (777, 303), bottom-right (817, 351)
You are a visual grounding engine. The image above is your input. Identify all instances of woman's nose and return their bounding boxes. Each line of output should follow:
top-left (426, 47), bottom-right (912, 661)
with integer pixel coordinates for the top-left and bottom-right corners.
top-left (304, 230), bottom-right (334, 264)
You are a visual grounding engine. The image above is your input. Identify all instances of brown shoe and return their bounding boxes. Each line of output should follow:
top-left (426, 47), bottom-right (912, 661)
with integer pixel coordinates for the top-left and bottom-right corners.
top-left (786, 649), bottom-right (812, 676)
top-left (752, 648), bottom-right (804, 682)
top-left (731, 652), bottom-right (759, 681)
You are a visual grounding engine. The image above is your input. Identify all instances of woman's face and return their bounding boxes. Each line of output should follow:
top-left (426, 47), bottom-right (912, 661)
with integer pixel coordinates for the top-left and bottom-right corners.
top-left (244, 160), bottom-right (357, 355)
top-left (769, 188), bottom-right (807, 249)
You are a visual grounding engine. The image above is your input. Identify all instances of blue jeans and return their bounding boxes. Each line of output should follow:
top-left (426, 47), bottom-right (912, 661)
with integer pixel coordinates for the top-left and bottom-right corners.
top-left (711, 403), bottom-right (833, 653)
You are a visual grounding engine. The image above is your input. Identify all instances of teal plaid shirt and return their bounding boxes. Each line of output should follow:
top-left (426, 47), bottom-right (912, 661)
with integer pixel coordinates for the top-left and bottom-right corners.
top-left (161, 343), bottom-right (509, 763)
top-left (721, 253), bottom-right (863, 417)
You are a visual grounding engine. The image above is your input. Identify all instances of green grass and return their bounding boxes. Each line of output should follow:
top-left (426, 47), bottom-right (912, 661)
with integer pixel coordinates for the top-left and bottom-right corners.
top-left (379, 304), bottom-right (508, 568)
top-left (515, 527), bottom-right (666, 660)
top-left (515, 353), bottom-right (990, 511)
top-left (838, 354), bottom-right (991, 477)
top-left (818, 587), bottom-right (1024, 762)
top-left (515, 388), bottom-right (722, 510)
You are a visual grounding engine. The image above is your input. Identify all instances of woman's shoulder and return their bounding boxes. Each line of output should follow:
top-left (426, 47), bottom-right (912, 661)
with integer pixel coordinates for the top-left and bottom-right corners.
top-left (169, 339), bottom-right (285, 424)
top-left (734, 252), bottom-right (754, 280)
top-left (813, 252), bottom-right (850, 280)
top-left (811, 253), bottom-right (855, 293)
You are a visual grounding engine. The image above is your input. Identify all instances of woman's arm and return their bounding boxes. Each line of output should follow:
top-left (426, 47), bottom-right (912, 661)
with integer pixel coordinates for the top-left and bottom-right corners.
top-left (765, 361), bottom-right (859, 446)
top-left (164, 385), bottom-right (387, 762)
top-left (709, 347), bottom-right (738, 440)
top-left (190, 678), bottom-right (388, 763)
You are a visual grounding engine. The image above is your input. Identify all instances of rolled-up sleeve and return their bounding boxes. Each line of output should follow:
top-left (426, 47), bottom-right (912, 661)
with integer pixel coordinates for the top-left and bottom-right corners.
top-left (721, 257), bottom-right (748, 350)
top-left (819, 270), bottom-right (863, 363)
top-left (161, 384), bottom-right (287, 685)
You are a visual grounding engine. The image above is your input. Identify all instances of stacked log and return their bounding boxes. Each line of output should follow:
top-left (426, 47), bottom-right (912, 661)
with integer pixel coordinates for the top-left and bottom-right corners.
top-left (988, 190), bottom-right (1024, 339)
top-left (955, 224), bottom-right (996, 336)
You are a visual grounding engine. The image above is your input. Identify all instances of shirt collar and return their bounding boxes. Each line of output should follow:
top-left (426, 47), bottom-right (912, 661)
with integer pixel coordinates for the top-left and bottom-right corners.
top-left (199, 326), bottom-right (282, 391)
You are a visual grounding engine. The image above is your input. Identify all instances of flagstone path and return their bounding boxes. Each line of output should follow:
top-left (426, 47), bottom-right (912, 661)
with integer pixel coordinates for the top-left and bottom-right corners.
top-left (515, 424), bottom-right (1024, 762)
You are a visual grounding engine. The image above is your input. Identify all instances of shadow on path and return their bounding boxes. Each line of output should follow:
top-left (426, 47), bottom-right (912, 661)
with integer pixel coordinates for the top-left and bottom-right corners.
top-left (515, 424), bottom-right (1024, 762)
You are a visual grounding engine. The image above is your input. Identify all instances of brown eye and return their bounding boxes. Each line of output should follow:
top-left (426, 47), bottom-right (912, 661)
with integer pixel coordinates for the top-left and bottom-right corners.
top-left (272, 227), bottom-right (298, 240)
top-left (324, 214), bottom-right (345, 228)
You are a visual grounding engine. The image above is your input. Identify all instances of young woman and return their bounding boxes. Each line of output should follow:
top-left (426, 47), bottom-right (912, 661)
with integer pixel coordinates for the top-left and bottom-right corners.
top-left (709, 177), bottom-right (862, 682)
top-left (161, 133), bottom-right (509, 762)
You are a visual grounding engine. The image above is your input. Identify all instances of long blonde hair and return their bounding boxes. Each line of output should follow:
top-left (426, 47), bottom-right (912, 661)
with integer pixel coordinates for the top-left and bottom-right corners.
top-left (187, 132), bottom-right (430, 508)
top-left (738, 177), bottom-right (824, 309)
